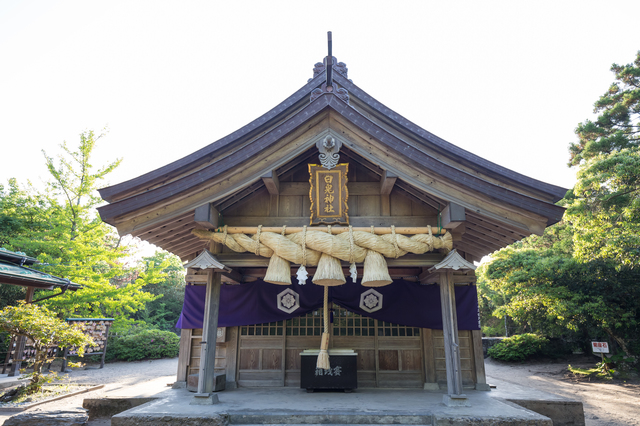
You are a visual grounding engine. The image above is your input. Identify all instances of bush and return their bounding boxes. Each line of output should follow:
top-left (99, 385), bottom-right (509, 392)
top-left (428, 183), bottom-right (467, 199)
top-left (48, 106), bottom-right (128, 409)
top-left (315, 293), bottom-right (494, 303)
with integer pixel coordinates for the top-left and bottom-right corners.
top-left (487, 333), bottom-right (548, 362)
top-left (106, 328), bottom-right (179, 361)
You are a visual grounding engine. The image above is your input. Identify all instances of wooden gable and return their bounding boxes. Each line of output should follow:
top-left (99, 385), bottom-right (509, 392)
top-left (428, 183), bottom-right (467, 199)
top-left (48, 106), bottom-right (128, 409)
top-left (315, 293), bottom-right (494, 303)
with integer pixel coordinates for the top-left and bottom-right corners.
top-left (98, 56), bottom-right (566, 262)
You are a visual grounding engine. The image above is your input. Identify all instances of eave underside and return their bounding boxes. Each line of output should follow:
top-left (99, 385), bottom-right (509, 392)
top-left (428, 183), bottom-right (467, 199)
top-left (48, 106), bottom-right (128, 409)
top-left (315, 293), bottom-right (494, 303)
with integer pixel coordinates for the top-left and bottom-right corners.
top-left (130, 146), bottom-right (529, 261)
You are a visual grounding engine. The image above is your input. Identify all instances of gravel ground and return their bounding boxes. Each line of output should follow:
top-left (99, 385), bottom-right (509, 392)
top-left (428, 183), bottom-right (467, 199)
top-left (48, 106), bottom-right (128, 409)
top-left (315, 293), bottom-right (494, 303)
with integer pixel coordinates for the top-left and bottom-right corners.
top-left (485, 355), bottom-right (640, 426)
top-left (0, 357), bottom-right (178, 425)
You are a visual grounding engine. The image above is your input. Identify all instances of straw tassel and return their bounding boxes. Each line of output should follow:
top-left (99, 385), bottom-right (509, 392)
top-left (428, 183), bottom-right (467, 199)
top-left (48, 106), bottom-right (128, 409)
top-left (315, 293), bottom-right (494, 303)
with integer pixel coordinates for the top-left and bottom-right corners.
top-left (316, 285), bottom-right (331, 370)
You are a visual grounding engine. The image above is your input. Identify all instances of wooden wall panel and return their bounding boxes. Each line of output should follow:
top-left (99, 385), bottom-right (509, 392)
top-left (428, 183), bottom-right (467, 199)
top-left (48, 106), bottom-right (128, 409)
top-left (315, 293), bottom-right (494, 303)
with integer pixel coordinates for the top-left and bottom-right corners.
top-left (379, 350), bottom-right (399, 370)
top-left (279, 195), bottom-right (303, 217)
top-left (390, 192), bottom-right (412, 216)
top-left (239, 349), bottom-right (260, 370)
top-left (432, 329), bottom-right (475, 387)
top-left (261, 349), bottom-right (282, 370)
top-left (357, 196), bottom-right (380, 216)
top-left (401, 350), bottom-right (422, 371)
top-left (357, 350), bottom-right (376, 370)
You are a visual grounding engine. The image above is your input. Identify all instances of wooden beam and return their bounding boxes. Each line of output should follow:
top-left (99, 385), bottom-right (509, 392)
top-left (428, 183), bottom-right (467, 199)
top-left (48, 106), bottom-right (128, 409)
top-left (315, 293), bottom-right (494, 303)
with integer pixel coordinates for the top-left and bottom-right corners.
top-left (261, 170), bottom-right (280, 195)
top-left (146, 227), bottom-right (195, 246)
top-left (441, 203), bottom-right (466, 230)
top-left (461, 233), bottom-right (503, 253)
top-left (395, 181), bottom-right (443, 211)
top-left (224, 215), bottom-right (437, 228)
top-left (214, 253), bottom-right (445, 268)
top-left (218, 225), bottom-right (447, 235)
top-left (143, 222), bottom-right (195, 244)
top-left (464, 227), bottom-right (516, 247)
top-left (380, 170), bottom-right (397, 195)
top-left (187, 270), bottom-right (244, 284)
top-left (215, 181), bottom-right (265, 212)
top-left (131, 211), bottom-right (194, 238)
top-left (419, 270), bottom-right (476, 285)
top-left (169, 239), bottom-right (208, 258)
top-left (466, 212), bottom-right (529, 239)
top-left (278, 182), bottom-right (384, 196)
top-left (195, 204), bottom-right (219, 230)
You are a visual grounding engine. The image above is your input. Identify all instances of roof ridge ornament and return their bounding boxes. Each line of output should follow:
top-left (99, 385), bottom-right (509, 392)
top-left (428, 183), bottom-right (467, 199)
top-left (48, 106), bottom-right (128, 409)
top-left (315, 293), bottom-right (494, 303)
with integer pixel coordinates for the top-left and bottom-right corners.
top-left (316, 135), bottom-right (342, 169)
top-left (310, 33), bottom-right (350, 104)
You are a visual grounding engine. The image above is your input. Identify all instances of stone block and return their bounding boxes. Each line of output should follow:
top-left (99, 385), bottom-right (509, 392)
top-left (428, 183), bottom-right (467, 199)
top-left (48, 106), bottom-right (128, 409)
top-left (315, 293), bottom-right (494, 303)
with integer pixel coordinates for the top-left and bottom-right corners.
top-left (3, 409), bottom-right (88, 426)
top-left (443, 394), bottom-right (471, 407)
top-left (508, 399), bottom-right (585, 426)
top-left (83, 397), bottom-right (157, 420)
top-left (186, 373), bottom-right (226, 392)
top-left (190, 393), bottom-right (219, 405)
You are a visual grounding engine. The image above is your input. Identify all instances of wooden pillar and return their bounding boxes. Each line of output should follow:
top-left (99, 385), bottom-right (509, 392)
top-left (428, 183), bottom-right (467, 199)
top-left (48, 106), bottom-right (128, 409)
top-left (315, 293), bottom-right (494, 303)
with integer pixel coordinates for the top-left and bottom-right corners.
top-left (176, 328), bottom-right (192, 383)
top-left (196, 269), bottom-right (222, 396)
top-left (439, 271), bottom-right (469, 406)
top-left (9, 287), bottom-right (35, 377)
top-left (472, 329), bottom-right (490, 390)
top-left (422, 328), bottom-right (439, 390)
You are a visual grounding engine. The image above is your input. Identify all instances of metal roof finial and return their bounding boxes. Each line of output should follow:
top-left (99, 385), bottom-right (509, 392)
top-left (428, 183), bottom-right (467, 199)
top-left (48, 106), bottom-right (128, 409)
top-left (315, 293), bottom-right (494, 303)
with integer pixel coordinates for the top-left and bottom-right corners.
top-left (326, 31), bottom-right (333, 88)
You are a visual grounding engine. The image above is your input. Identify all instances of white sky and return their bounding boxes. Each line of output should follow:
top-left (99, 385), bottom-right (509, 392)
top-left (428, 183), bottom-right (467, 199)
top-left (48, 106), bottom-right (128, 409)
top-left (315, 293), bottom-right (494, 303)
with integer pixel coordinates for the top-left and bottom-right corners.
top-left (2, 0), bottom-right (640, 197)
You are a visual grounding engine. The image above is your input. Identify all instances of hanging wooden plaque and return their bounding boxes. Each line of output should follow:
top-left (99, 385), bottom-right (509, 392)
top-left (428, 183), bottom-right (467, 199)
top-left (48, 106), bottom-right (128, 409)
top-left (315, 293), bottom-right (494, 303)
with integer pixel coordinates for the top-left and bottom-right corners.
top-left (309, 163), bottom-right (349, 225)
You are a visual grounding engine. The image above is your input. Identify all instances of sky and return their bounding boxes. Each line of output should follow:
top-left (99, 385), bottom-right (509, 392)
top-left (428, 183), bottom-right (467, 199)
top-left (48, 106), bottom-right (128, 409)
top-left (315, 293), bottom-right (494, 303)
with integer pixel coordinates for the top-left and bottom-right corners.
top-left (1, 1), bottom-right (640, 198)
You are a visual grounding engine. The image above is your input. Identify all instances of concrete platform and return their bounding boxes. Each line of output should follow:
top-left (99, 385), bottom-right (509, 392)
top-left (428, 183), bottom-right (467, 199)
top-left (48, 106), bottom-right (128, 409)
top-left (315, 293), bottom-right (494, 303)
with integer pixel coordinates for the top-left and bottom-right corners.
top-left (0, 374), bottom-right (22, 391)
top-left (488, 377), bottom-right (585, 426)
top-left (111, 387), bottom-right (556, 426)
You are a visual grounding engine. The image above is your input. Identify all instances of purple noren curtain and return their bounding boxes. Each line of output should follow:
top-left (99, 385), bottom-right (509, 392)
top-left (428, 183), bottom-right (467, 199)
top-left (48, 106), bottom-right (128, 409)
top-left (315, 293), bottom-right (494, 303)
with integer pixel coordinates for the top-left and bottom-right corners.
top-left (176, 279), bottom-right (480, 330)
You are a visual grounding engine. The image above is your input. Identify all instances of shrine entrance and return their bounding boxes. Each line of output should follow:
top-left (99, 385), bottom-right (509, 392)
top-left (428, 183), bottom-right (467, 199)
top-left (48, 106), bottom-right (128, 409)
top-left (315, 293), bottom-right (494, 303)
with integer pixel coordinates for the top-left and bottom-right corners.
top-left (237, 307), bottom-right (425, 388)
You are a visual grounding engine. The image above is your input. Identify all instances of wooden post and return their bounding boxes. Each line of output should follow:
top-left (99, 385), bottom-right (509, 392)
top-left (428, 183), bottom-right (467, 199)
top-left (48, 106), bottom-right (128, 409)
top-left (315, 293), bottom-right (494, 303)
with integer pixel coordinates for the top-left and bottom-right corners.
top-left (422, 328), bottom-right (439, 390)
top-left (176, 328), bottom-right (192, 384)
top-left (471, 329), bottom-right (490, 390)
top-left (9, 287), bottom-right (35, 377)
top-left (439, 271), bottom-right (469, 406)
top-left (193, 269), bottom-right (222, 402)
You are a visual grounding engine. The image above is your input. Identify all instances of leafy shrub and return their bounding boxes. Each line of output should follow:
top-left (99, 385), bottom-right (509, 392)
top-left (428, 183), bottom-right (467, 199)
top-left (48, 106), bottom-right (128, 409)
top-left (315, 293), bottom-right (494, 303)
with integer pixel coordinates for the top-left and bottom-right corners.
top-left (487, 333), bottom-right (548, 362)
top-left (106, 328), bottom-right (179, 361)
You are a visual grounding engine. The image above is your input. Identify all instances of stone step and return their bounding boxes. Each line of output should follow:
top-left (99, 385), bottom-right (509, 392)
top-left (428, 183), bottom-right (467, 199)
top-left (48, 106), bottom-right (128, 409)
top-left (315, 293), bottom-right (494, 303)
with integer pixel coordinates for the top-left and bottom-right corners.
top-left (229, 413), bottom-right (433, 425)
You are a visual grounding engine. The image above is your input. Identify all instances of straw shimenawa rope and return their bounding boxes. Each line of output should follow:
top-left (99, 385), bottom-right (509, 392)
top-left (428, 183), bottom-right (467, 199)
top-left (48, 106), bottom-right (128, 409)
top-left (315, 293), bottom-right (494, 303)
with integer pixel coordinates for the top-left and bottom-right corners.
top-left (192, 226), bottom-right (452, 265)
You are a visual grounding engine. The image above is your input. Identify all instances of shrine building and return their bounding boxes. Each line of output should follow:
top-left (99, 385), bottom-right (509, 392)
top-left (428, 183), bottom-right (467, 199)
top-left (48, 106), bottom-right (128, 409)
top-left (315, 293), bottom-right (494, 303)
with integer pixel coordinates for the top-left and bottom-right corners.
top-left (98, 50), bottom-right (565, 406)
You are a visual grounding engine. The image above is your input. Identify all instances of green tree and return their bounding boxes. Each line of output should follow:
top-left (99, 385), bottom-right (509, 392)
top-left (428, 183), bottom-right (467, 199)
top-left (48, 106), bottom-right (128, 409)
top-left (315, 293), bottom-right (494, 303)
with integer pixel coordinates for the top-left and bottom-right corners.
top-left (478, 233), bottom-right (640, 356)
top-left (567, 51), bottom-right (640, 266)
top-left (132, 251), bottom-right (185, 332)
top-left (0, 130), bottom-right (158, 330)
top-left (478, 52), bottom-right (640, 358)
top-left (0, 303), bottom-right (94, 397)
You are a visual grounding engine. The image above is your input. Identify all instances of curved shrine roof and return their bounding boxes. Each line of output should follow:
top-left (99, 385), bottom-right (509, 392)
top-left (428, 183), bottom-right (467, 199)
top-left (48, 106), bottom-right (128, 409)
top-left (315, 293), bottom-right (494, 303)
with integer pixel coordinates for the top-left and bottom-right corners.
top-left (97, 57), bottom-right (567, 260)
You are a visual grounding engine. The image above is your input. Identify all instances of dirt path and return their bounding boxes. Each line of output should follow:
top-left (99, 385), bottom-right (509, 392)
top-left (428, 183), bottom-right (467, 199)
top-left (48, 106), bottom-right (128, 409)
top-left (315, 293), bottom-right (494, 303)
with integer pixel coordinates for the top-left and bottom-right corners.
top-left (0, 357), bottom-right (178, 425)
top-left (485, 356), bottom-right (640, 426)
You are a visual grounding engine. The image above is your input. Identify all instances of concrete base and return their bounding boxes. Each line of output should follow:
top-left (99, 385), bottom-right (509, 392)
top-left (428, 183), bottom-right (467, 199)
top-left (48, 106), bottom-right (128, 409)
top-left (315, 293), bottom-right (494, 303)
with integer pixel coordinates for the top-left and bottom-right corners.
top-left (423, 383), bottom-right (440, 391)
top-left (443, 394), bottom-right (471, 407)
top-left (190, 393), bottom-right (219, 405)
top-left (83, 398), bottom-right (157, 420)
top-left (488, 377), bottom-right (585, 426)
top-left (112, 387), bottom-right (556, 426)
top-left (171, 381), bottom-right (187, 389)
top-left (474, 383), bottom-right (491, 391)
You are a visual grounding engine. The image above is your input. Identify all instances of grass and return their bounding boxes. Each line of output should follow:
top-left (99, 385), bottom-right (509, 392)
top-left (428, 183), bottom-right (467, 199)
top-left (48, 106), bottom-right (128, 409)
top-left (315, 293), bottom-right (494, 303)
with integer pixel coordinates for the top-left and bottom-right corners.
top-left (568, 364), bottom-right (616, 380)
